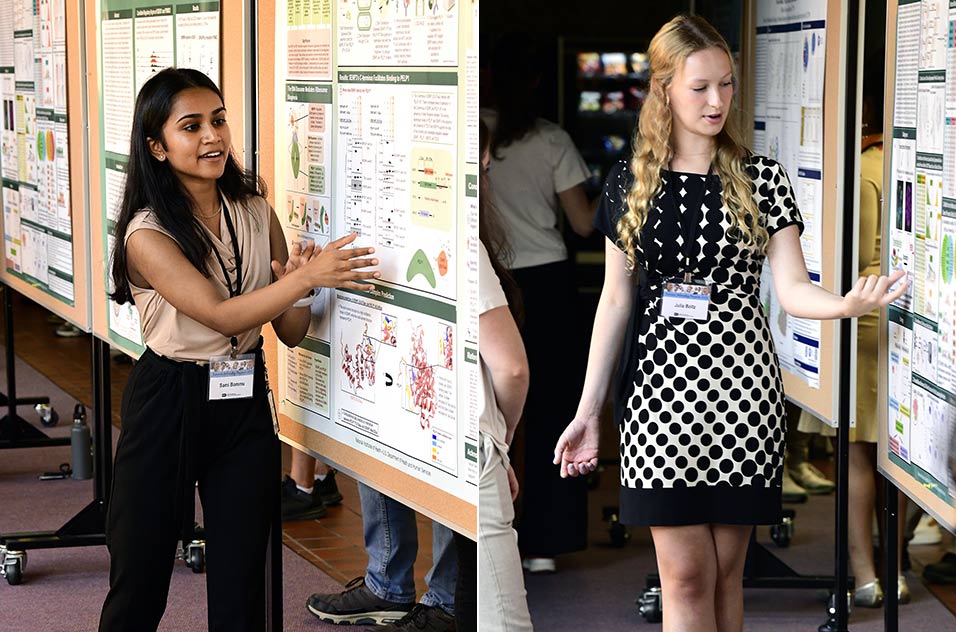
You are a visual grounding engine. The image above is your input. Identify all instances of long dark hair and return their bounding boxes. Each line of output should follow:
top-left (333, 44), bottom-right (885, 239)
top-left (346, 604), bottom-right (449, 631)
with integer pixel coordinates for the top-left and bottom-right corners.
top-left (479, 120), bottom-right (523, 325)
top-left (489, 34), bottom-right (540, 160)
top-left (109, 67), bottom-right (265, 304)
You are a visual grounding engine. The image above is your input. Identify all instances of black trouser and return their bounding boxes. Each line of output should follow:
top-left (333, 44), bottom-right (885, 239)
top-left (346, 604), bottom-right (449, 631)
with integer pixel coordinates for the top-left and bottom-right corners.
top-left (512, 260), bottom-right (589, 557)
top-left (99, 347), bottom-right (278, 632)
top-left (453, 532), bottom-right (477, 632)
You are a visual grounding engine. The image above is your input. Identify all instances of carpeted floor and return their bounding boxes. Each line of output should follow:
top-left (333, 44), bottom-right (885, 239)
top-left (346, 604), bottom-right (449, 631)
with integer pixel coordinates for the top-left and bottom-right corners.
top-left (0, 347), bottom-right (349, 631)
top-left (525, 471), bottom-right (956, 631)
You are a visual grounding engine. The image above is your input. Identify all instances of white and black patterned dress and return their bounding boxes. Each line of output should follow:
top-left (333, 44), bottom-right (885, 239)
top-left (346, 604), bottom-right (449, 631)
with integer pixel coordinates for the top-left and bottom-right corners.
top-left (594, 155), bottom-right (804, 526)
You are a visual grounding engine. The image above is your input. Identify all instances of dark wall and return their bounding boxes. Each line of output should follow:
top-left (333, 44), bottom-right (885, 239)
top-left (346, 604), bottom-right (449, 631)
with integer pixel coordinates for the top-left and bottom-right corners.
top-left (481, 1), bottom-right (691, 40)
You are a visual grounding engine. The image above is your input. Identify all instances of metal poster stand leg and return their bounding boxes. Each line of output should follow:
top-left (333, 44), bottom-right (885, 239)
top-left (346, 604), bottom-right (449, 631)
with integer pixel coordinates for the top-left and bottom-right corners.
top-left (0, 337), bottom-right (112, 585)
top-left (0, 285), bottom-right (66, 450)
top-left (883, 479), bottom-right (899, 632)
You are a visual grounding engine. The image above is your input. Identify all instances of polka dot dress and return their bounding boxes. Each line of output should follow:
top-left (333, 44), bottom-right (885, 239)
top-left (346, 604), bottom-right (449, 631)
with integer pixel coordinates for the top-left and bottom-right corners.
top-left (594, 155), bottom-right (804, 526)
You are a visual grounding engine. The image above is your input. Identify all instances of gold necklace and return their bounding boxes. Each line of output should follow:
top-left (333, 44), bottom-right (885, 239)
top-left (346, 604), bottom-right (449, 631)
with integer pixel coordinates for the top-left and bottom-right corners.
top-left (196, 202), bottom-right (222, 220)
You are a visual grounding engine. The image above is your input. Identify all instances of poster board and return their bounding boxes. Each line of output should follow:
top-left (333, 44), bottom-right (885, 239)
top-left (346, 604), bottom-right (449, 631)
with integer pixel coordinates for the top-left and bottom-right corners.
top-left (879, 0), bottom-right (956, 534)
top-left (0, 0), bottom-right (91, 330)
top-left (750, 0), bottom-right (847, 425)
top-left (260, 0), bottom-right (478, 537)
top-left (85, 1), bottom-right (247, 355)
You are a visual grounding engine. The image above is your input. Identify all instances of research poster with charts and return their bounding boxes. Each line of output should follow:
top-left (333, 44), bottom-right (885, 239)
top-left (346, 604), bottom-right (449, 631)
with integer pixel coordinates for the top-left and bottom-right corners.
top-left (96, 1), bottom-right (220, 351)
top-left (754, 0), bottom-right (826, 389)
top-left (886, 0), bottom-right (956, 505)
top-left (275, 1), bottom-right (479, 504)
top-left (1, 0), bottom-right (75, 303)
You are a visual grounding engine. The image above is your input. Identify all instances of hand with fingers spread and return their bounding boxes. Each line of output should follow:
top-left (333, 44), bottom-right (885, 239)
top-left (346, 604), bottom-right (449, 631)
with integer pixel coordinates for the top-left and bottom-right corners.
top-left (302, 232), bottom-right (381, 291)
top-left (842, 269), bottom-right (908, 318)
top-left (553, 415), bottom-right (601, 479)
top-left (271, 239), bottom-right (317, 281)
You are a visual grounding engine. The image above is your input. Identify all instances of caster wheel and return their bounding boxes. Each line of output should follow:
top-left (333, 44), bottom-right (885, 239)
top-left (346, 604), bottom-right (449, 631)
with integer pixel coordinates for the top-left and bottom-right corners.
top-left (3, 552), bottom-right (25, 586)
top-left (636, 587), bottom-right (662, 623)
top-left (36, 404), bottom-right (58, 427)
top-left (770, 516), bottom-right (793, 548)
top-left (825, 591), bottom-right (853, 616)
top-left (186, 541), bottom-right (205, 574)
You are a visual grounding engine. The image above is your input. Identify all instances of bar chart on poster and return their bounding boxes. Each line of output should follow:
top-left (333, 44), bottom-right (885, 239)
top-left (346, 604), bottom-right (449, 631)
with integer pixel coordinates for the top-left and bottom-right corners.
top-left (0, 0), bottom-right (90, 329)
top-left (880, 0), bottom-right (956, 533)
top-left (267, 0), bottom-right (479, 530)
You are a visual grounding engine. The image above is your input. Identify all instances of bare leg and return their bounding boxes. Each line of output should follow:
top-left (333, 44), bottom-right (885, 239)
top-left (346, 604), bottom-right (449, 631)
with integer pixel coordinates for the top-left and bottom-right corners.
top-left (651, 524), bottom-right (719, 632)
top-left (712, 524), bottom-right (752, 632)
top-left (315, 460), bottom-right (331, 477)
top-left (290, 448), bottom-right (317, 488)
top-left (848, 442), bottom-right (877, 585)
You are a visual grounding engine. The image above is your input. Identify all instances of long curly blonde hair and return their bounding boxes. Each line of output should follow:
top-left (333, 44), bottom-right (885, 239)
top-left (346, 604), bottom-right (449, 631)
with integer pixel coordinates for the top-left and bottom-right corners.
top-left (618, 15), bottom-right (767, 272)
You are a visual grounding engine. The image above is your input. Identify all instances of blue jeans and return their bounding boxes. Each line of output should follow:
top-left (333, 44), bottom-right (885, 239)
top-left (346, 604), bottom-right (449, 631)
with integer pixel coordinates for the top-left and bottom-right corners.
top-left (358, 482), bottom-right (457, 614)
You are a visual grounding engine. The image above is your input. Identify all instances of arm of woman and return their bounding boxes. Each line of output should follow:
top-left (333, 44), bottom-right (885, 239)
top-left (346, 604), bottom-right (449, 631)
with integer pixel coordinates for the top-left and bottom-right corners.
top-left (766, 224), bottom-right (906, 320)
top-left (553, 239), bottom-right (634, 477)
top-left (479, 304), bottom-right (528, 444)
top-left (267, 209), bottom-right (312, 347)
top-left (126, 228), bottom-right (378, 338)
top-left (558, 183), bottom-right (596, 238)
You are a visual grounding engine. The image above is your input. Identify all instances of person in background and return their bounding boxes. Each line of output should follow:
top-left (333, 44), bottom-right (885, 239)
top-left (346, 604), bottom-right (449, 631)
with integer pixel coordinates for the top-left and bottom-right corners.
top-left (554, 17), bottom-right (906, 631)
top-left (477, 119), bottom-right (534, 631)
top-left (101, 67), bottom-right (378, 631)
top-left (482, 34), bottom-right (596, 574)
top-left (796, 50), bottom-right (910, 607)
top-left (281, 449), bottom-right (343, 521)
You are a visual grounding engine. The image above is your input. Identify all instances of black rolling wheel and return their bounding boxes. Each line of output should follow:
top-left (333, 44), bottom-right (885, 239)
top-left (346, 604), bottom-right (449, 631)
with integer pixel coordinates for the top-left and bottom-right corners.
top-left (186, 542), bottom-right (205, 574)
top-left (636, 587), bottom-right (662, 623)
top-left (37, 405), bottom-right (59, 427)
top-left (4, 557), bottom-right (23, 586)
top-left (770, 523), bottom-right (791, 548)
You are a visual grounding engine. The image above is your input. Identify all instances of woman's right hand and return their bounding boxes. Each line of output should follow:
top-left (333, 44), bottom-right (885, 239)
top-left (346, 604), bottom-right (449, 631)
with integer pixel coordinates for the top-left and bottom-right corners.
top-left (553, 415), bottom-right (600, 479)
top-left (303, 232), bottom-right (380, 290)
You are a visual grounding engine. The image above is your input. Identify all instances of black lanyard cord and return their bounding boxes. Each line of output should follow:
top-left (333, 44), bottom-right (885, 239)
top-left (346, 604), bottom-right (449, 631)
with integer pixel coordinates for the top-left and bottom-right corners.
top-left (203, 196), bottom-right (243, 353)
top-left (666, 165), bottom-right (712, 282)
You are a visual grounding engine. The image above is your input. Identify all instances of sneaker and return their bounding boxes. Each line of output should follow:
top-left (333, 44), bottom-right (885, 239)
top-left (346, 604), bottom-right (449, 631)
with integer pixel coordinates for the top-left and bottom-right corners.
top-left (853, 579), bottom-right (884, 608)
top-left (54, 323), bottom-right (84, 338)
top-left (898, 574), bottom-right (911, 605)
top-left (315, 470), bottom-right (344, 506)
top-left (923, 552), bottom-right (956, 584)
top-left (363, 603), bottom-right (455, 632)
top-left (782, 468), bottom-right (809, 503)
top-left (788, 462), bottom-right (835, 494)
top-left (910, 514), bottom-right (942, 545)
top-left (281, 475), bottom-right (327, 521)
top-left (522, 557), bottom-right (556, 573)
top-left (307, 576), bottom-right (413, 625)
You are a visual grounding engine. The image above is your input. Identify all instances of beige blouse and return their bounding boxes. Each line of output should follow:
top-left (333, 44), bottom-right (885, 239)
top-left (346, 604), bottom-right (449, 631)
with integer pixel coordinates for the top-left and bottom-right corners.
top-left (125, 195), bottom-right (274, 362)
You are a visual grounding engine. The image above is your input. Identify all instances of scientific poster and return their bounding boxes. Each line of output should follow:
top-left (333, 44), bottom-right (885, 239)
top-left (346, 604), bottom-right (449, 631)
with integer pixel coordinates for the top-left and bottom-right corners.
top-left (276, 1), bottom-right (478, 503)
top-left (886, 0), bottom-right (956, 505)
top-left (97, 1), bottom-right (220, 350)
top-left (0, 0), bottom-right (74, 304)
top-left (753, 0), bottom-right (827, 389)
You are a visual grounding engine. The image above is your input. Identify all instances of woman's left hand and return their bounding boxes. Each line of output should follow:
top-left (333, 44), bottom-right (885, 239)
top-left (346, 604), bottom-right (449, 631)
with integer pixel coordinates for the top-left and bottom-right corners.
top-left (841, 269), bottom-right (908, 318)
top-left (271, 239), bottom-right (317, 280)
top-left (507, 464), bottom-right (519, 501)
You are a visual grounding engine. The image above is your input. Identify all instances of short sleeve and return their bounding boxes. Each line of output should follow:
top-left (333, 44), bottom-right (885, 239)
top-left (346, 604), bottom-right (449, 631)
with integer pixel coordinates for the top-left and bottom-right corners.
top-left (752, 157), bottom-right (804, 238)
top-left (549, 127), bottom-right (590, 194)
top-left (478, 243), bottom-right (508, 315)
top-left (593, 160), bottom-right (632, 248)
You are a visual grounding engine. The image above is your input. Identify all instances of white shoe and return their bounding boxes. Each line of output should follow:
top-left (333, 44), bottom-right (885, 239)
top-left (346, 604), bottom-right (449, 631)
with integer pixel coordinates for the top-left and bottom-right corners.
top-left (522, 558), bottom-right (556, 573)
top-left (911, 514), bottom-right (942, 546)
top-left (789, 462), bottom-right (835, 494)
top-left (782, 468), bottom-right (808, 503)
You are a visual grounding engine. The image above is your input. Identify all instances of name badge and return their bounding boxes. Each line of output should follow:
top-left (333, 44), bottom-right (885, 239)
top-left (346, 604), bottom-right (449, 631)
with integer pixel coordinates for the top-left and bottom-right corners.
top-left (660, 277), bottom-right (711, 321)
top-left (209, 353), bottom-right (256, 400)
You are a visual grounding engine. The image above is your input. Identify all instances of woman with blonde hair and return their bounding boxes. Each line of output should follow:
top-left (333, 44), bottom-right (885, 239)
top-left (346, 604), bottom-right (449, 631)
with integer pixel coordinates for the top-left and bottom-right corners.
top-left (553, 15), bottom-right (906, 631)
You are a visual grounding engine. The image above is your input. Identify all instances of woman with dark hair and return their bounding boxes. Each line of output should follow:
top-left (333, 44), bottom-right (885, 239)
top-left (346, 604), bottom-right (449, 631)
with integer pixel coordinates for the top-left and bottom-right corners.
top-left (483, 34), bottom-right (594, 573)
top-left (100, 67), bottom-right (378, 631)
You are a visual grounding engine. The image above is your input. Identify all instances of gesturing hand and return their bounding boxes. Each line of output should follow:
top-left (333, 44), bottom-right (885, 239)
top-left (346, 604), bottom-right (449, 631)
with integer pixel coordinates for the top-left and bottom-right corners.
top-left (552, 415), bottom-right (600, 479)
top-left (842, 269), bottom-right (908, 318)
top-left (271, 239), bottom-right (317, 281)
top-left (304, 233), bottom-right (381, 291)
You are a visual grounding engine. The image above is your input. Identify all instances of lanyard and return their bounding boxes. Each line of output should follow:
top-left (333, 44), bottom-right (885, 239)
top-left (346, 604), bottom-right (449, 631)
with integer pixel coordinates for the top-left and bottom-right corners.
top-left (666, 164), bottom-right (712, 282)
top-left (203, 196), bottom-right (244, 355)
